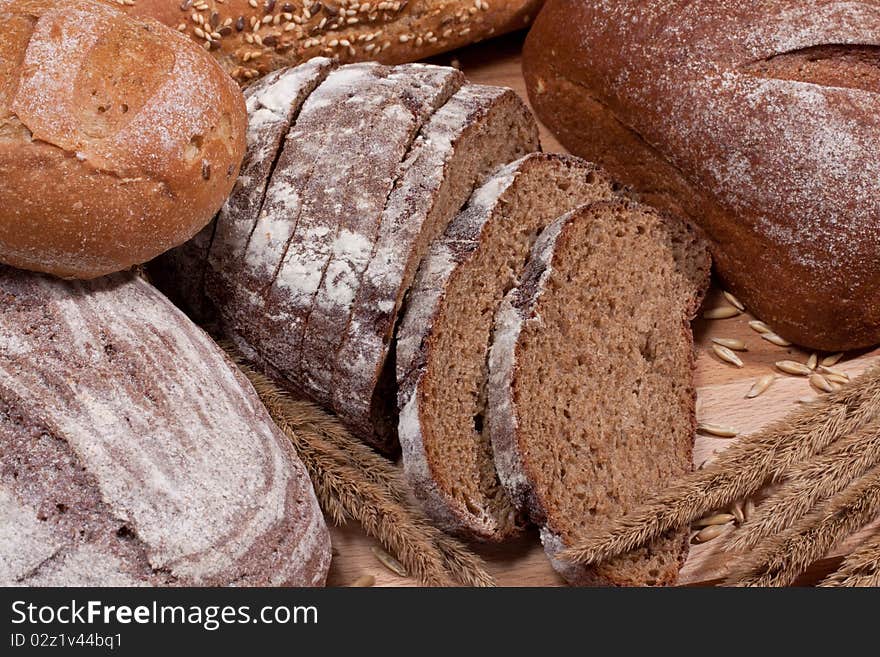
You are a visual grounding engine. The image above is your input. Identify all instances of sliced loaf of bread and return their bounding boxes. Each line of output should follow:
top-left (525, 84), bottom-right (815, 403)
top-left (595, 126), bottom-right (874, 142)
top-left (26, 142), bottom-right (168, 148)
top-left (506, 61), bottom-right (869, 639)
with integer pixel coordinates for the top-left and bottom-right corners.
top-left (488, 199), bottom-right (711, 584)
top-left (190, 61), bottom-right (538, 449)
top-left (396, 154), bottom-right (617, 540)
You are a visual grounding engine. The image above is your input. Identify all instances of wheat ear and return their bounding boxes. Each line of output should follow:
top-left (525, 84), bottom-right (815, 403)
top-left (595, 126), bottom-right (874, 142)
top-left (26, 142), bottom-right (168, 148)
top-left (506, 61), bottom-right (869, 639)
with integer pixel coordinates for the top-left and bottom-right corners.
top-left (820, 529), bottom-right (880, 587)
top-left (728, 464), bottom-right (880, 587)
top-left (561, 366), bottom-right (880, 566)
top-left (729, 418), bottom-right (880, 551)
top-left (230, 353), bottom-right (493, 587)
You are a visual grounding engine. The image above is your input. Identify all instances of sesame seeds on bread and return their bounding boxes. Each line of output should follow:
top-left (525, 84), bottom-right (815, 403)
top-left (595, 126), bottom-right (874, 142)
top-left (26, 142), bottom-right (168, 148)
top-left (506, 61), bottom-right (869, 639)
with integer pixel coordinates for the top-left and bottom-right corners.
top-left (488, 199), bottom-right (711, 584)
top-left (396, 154), bottom-right (617, 540)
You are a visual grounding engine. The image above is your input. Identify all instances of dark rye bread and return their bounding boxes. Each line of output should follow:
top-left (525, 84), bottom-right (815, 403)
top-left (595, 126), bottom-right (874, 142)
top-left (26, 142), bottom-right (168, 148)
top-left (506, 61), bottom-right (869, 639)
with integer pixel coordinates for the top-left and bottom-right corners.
top-left (332, 84), bottom-right (540, 448)
top-left (488, 200), bottom-right (711, 585)
top-left (0, 267), bottom-right (330, 587)
top-left (190, 60), bottom-right (539, 449)
top-left (226, 63), bottom-right (463, 402)
top-left (524, 0), bottom-right (880, 351)
top-left (396, 154), bottom-right (616, 540)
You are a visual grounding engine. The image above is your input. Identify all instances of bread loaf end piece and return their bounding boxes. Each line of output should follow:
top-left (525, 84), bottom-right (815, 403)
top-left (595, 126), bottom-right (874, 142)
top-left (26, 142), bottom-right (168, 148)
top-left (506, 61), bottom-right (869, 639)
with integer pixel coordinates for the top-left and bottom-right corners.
top-left (0, 0), bottom-right (246, 279)
top-left (0, 268), bottom-right (330, 587)
top-left (332, 84), bottom-right (540, 451)
top-left (396, 154), bottom-right (617, 540)
top-left (489, 199), bottom-right (710, 585)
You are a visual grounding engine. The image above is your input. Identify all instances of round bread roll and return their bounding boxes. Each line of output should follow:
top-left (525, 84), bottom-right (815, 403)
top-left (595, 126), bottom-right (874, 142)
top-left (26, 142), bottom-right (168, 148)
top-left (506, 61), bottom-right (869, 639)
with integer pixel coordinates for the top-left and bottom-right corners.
top-left (0, 0), bottom-right (247, 279)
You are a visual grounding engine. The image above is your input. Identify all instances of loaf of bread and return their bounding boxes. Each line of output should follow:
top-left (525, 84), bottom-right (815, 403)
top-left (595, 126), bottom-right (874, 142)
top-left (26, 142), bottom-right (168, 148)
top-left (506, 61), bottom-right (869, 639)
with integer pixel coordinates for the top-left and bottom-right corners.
top-left (489, 200), bottom-right (711, 585)
top-left (0, 267), bottom-right (330, 586)
top-left (154, 60), bottom-right (540, 449)
top-left (104, 0), bottom-right (542, 85)
top-left (396, 153), bottom-right (617, 540)
top-left (0, 0), bottom-right (246, 279)
top-left (523, 0), bottom-right (880, 351)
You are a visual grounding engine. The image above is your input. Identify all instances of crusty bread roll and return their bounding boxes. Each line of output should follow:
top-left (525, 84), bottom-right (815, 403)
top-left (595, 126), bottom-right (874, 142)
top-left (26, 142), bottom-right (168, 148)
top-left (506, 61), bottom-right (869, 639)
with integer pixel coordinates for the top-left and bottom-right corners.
top-left (0, 0), bottom-right (247, 279)
top-left (103, 0), bottom-right (542, 85)
top-left (524, 0), bottom-right (880, 351)
top-left (0, 266), bottom-right (330, 587)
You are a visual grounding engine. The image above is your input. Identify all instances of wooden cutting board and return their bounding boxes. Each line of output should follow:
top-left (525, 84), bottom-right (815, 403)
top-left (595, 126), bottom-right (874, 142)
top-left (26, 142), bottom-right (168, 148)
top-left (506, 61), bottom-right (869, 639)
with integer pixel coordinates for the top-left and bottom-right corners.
top-left (325, 33), bottom-right (880, 587)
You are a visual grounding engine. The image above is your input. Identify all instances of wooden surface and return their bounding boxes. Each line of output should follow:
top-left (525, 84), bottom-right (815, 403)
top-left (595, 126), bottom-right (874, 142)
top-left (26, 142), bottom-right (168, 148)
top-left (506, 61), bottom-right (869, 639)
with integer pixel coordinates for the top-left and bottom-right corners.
top-left (324, 33), bottom-right (880, 587)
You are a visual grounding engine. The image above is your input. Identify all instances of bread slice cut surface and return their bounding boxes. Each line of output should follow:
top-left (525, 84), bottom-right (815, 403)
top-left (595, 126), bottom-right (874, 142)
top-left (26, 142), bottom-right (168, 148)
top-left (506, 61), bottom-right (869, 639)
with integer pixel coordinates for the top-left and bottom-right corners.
top-left (489, 199), bottom-right (711, 584)
top-left (396, 153), bottom-right (617, 540)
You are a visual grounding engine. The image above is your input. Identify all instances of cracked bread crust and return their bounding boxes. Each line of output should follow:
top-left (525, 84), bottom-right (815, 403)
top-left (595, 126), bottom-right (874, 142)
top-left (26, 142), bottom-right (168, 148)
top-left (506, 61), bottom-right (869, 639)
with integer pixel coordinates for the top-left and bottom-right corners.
top-left (0, 267), bottom-right (330, 587)
top-left (0, 0), bottom-right (246, 279)
top-left (488, 199), bottom-right (710, 585)
top-left (524, 0), bottom-right (880, 350)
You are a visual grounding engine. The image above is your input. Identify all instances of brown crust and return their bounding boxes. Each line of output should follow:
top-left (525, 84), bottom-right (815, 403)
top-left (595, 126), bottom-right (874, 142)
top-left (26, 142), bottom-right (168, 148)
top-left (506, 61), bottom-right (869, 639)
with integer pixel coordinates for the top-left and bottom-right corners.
top-left (488, 199), bottom-right (710, 585)
top-left (524, 0), bottom-right (880, 351)
top-left (0, 0), bottom-right (246, 279)
top-left (0, 267), bottom-right (330, 586)
top-left (105, 0), bottom-right (543, 85)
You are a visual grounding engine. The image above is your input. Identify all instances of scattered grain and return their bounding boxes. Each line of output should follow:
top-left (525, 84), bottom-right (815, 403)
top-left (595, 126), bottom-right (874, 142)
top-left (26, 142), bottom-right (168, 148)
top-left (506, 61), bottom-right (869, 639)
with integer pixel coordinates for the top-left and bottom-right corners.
top-left (746, 374), bottom-right (775, 399)
top-left (712, 337), bottom-right (747, 351)
top-left (776, 360), bottom-right (812, 376)
top-left (694, 513), bottom-right (736, 528)
top-left (703, 305), bottom-right (741, 320)
top-left (810, 373), bottom-right (834, 393)
top-left (713, 343), bottom-right (744, 368)
top-left (762, 333), bottom-right (792, 347)
top-left (697, 423), bottom-right (740, 438)
top-left (371, 546), bottom-right (408, 577)
top-left (749, 320), bottom-right (772, 334)
top-left (723, 291), bottom-right (746, 311)
top-left (694, 525), bottom-right (726, 543)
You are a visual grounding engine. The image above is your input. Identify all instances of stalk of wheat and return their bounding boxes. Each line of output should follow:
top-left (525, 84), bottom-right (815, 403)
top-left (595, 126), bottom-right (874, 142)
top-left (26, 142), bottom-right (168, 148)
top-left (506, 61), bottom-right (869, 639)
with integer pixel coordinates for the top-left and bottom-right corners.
top-left (728, 464), bottom-right (880, 587)
top-left (820, 529), bottom-right (880, 587)
top-left (728, 418), bottom-right (880, 551)
top-left (561, 366), bottom-right (880, 567)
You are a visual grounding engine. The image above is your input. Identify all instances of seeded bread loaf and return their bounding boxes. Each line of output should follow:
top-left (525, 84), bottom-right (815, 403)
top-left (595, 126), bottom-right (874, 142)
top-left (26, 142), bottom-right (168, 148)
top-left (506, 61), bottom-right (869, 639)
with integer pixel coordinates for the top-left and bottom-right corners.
top-left (0, 0), bottom-right (246, 279)
top-left (488, 199), bottom-right (711, 584)
top-left (523, 0), bottom-right (880, 351)
top-left (396, 154), bottom-right (617, 540)
top-left (0, 267), bottom-right (330, 586)
top-left (105, 0), bottom-right (543, 85)
top-left (185, 60), bottom-right (539, 449)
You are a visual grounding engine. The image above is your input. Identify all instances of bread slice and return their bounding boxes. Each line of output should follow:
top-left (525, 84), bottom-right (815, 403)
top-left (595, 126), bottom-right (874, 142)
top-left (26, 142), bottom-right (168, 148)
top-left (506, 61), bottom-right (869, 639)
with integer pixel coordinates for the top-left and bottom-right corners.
top-left (396, 154), bottom-right (617, 540)
top-left (488, 199), bottom-right (711, 584)
top-left (331, 85), bottom-right (540, 450)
